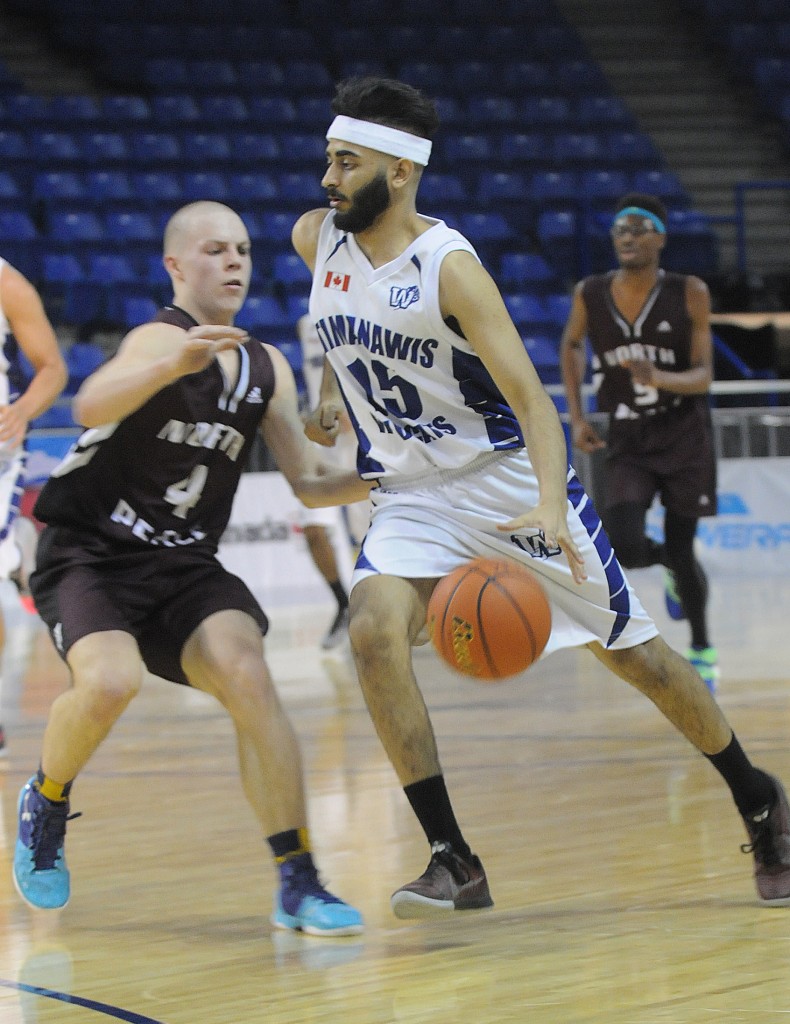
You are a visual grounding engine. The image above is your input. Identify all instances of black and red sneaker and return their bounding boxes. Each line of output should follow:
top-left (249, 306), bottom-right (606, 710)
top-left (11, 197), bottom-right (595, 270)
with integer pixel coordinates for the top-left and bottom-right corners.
top-left (391, 841), bottom-right (493, 919)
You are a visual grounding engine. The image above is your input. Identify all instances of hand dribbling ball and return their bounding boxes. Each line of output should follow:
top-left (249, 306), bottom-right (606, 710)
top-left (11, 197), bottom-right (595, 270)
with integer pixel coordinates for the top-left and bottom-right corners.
top-left (427, 557), bottom-right (551, 681)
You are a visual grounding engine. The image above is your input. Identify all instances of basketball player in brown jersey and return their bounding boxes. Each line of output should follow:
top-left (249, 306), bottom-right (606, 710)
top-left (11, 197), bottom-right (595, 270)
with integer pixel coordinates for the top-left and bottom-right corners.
top-left (560, 193), bottom-right (718, 692)
top-left (13, 201), bottom-right (369, 936)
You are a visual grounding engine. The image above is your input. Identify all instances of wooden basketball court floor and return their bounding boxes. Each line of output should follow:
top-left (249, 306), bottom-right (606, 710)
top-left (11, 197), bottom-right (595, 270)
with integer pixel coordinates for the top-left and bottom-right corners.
top-left (1, 567), bottom-right (789, 1024)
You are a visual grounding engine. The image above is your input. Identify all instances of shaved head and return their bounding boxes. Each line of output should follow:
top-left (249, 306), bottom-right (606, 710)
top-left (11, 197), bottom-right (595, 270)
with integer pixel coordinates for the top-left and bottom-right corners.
top-left (163, 201), bottom-right (248, 256)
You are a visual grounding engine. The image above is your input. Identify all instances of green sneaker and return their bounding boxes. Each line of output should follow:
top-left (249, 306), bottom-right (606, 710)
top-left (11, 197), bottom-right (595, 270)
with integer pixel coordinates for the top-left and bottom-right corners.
top-left (686, 646), bottom-right (719, 693)
top-left (664, 569), bottom-right (685, 620)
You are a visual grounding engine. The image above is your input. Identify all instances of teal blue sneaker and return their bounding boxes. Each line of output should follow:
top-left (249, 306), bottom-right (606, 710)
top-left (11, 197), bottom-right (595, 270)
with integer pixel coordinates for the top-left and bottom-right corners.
top-left (687, 646), bottom-right (719, 693)
top-left (13, 777), bottom-right (78, 910)
top-left (271, 855), bottom-right (363, 936)
top-left (664, 569), bottom-right (685, 621)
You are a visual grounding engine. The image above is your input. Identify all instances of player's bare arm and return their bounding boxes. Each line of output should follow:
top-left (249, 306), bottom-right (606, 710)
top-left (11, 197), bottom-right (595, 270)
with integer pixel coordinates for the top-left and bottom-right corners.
top-left (559, 284), bottom-right (606, 454)
top-left (75, 322), bottom-right (246, 428)
top-left (438, 250), bottom-right (585, 582)
top-left (291, 208), bottom-right (327, 274)
top-left (623, 276), bottom-right (713, 394)
top-left (261, 345), bottom-right (371, 509)
top-left (0, 264), bottom-right (66, 447)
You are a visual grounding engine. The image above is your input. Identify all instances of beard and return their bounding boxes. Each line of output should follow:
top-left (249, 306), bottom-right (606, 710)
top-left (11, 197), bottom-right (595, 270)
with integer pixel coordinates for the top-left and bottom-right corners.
top-left (332, 172), bottom-right (391, 233)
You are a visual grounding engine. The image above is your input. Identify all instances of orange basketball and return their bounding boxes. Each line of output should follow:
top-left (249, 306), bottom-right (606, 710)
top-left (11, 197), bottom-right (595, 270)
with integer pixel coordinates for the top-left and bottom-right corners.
top-left (427, 557), bottom-right (551, 681)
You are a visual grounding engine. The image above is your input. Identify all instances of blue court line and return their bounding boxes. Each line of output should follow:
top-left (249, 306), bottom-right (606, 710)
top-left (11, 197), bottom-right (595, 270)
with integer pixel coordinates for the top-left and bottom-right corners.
top-left (0, 978), bottom-right (167, 1023)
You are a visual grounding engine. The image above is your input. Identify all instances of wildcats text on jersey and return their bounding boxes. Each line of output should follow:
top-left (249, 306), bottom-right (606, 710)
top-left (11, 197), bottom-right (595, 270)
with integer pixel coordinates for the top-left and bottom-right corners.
top-left (314, 315), bottom-right (438, 365)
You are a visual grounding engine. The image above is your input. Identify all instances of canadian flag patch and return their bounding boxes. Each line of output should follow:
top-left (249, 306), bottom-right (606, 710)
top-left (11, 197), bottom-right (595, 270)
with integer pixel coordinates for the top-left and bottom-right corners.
top-left (324, 271), bottom-right (350, 292)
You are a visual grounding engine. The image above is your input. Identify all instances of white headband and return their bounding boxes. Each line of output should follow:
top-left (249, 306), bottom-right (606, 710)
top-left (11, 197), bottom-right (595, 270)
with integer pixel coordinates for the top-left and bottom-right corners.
top-left (327, 115), bottom-right (432, 166)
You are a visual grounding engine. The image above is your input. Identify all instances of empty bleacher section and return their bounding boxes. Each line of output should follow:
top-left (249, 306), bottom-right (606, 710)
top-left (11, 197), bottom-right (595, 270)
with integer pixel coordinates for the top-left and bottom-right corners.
top-left (0, 0), bottom-right (786, 428)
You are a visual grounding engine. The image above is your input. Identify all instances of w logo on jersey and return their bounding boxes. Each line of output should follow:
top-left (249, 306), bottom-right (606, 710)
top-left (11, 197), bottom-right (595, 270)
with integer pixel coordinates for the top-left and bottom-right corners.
top-left (389, 285), bottom-right (420, 309)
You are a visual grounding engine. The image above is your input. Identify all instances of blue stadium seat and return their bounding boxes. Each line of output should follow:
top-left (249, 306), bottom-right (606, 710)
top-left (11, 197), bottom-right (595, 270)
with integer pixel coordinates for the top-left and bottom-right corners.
top-left (132, 171), bottom-right (181, 204)
top-left (79, 132), bottom-right (130, 163)
top-left (182, 171), bottom-right (229, 202)
top-left (459, 212), bottom-right (513, 245)
top-left (32, 171), bottom-right (85, 203)
top-left (500, 132), bottom-right (548, 164)
top-left (466, 96), bottom-right (519, 128)
top-left (576, 95), bottom-right (633, 128)
top-left (101, 95), bottom-right (151, 123)
top-left (544, 292), bottom-right (574, 328)
top-left (447, 61), bottom-right (496, 96)
top-left (151, 94), bottom-right (200, 123)
top-left (5, 93), bottom-right (51, 121)
top-left (503, 293), bottom-right (553, 331)
top-left (432, 96), bottom-right (463, 127)
top-left (51, 95), bottom-right (101, 122)
top-left (632, 168), bottom-right (690, 205)
top-left (228, 172), bottom-right (277, 202)
top-left (278, 172), bottom-right (323, 204)
top-left (476, 170), bottom-right (529, 206)
top-left (522, 96), bottom-right (573, 128)
top-left (606, 130), bottom-right (662, 167)
top-left (105, 210), bottom-right (159, 243)
top-left (285, 293), bottom-right (309, 322)
top-left (85, 170), bottom-right (133, 202)
top-left (0, 131), bottom-right (28, 160)
top-left (555, 60), bottom-right (609, 95)
top-left (235, 61), bottom-right (285, 93)
top-left (280, 133), bottom-right (326, 163)
top-left (145, 252), bottom-right (171, 288)
top-left (274, 251), bottom-right (312, 292)
top-left (29, 131), bottom-right (80, 164)
top-left (399, 61), bottom-right (447, 93)
top-left (122, 295), bottom-right (159, 329)
top-left (536, 209), bottom-right (579, 277)
top-left (499, 252), bottom-right (557, 290)
top-left (130, 131), bottom-right (181, 163)
top-left (179, 132), bottom-right (231, 165)
top-left (0, 170), bottom-right (20, 201)
top-left (199, 95), bottom-right (249, 123)
top-left (189, 59), bottom-right (238, 92)
top-left (552, 132), bottom-right (605, 166)
top-left (443, 134), bottom-right (493, 163)
top-left (295, 96), bottom-right (332, 128)
top-left (522, 334), bottom-right (562, 383)
top-left (531, 170), bottom-right (579, 205)
top-left (143, 58), bottom-right (189, 91)
top-left (284, 60), bottom-right (332, 93)
top-left (499, 60), bottom-right (551, 94)
top-left (230, 132), bottom-right (280, 161)
top-left (31, 405), bottom-right (78, 430)
top-left (419, 173), bottom-right (468, 206)
top-left (42, 252), bottom-right (85, 285)
top-left (47, 210), bottom-right (103, 243)
top-left (259, 211), bottom-right (297, 244)
top-left (580, 169), bottom-right (629, 210)
top-left (249, 95), bottom-right (297, 125)
top-left (66, 342), bottom-right (105, 389)
top-left (87, 253), bottom-right (139, 284)
top-left (236, 295), bottom-right (292, 331)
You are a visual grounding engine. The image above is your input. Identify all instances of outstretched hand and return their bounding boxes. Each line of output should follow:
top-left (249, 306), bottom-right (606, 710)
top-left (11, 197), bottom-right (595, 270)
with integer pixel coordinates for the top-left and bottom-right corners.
top-left (171, 325), bottom-right (248, 377)
top-left (572, 419), bottom-right (606, 454)
top-left (304, 400), bottom-right (344, 447)
top-left (496, 501), bottom-right (587, 584)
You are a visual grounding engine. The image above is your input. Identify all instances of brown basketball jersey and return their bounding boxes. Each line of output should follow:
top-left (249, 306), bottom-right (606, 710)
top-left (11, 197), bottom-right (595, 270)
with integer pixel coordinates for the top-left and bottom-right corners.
top-left (582, 269), bottom-right (701, 420)
top-left (33, 306), bottom-right (277, 553)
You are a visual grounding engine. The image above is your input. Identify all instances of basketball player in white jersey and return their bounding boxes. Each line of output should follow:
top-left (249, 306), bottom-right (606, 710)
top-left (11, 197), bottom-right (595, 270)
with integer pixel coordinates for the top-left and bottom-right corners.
top-left (292, 76), bottom-right (790, 916)
top-left (297, 313), bottom-right (369, 649)
top-left (0, 258), bottom-right (67, 753)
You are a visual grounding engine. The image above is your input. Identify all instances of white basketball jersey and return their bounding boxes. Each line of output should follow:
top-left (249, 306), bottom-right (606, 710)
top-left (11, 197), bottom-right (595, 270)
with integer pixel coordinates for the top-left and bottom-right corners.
top-left (0, 259), bottom-right (12, 405)
top-left (308, 213), bottom-right (524, 481)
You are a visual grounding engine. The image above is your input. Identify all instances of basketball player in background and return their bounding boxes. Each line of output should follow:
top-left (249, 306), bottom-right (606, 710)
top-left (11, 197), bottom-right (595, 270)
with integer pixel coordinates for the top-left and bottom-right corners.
top-left (297, 313), bottom-right (369, 649)
top-left (293, 77), bottom-right (790, 918)
top-left (560, 193), bottom-right (719, 691)
top-left (13, 202), bottom-right (368, 936)
top-left (0, 259), bottom-right (67, 753)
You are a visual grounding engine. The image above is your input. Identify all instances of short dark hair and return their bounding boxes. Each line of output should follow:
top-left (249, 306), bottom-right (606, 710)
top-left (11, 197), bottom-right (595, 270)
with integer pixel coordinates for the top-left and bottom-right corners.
top-left (614, 192), bottom-right (668, 225)
top-left (331, 77), bottom-right (440, 140)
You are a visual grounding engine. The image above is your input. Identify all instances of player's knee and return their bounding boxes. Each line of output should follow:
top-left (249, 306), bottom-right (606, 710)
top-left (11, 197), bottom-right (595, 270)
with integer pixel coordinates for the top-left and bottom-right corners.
top-left (348, 605), bottom-right (403, 664)
top-left (214, 650), bottom-right (278, 720)
top-left (74, 662), bottom-right (142, 722)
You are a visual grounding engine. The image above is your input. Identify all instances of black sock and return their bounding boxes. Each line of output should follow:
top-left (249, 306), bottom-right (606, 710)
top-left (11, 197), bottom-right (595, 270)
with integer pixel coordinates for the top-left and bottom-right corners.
top-left (403, 775), bottom-right (472, 860)
top-left (704, 733), bottom-right (776, 817)
top-left (329, 580), bottom-right (348, 609)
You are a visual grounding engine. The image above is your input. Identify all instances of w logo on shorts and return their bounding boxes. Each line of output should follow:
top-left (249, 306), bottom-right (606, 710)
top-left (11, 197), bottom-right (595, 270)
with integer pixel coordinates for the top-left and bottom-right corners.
top-left (509, 531), bottom-right (562, 560)
top-left (389, 285), bottom-right (420, 309)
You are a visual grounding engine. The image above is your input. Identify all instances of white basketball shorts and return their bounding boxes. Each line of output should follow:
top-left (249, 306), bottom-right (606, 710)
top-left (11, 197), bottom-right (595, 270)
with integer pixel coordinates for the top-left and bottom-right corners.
top-left (351, 449), bottom-right (658, 657)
